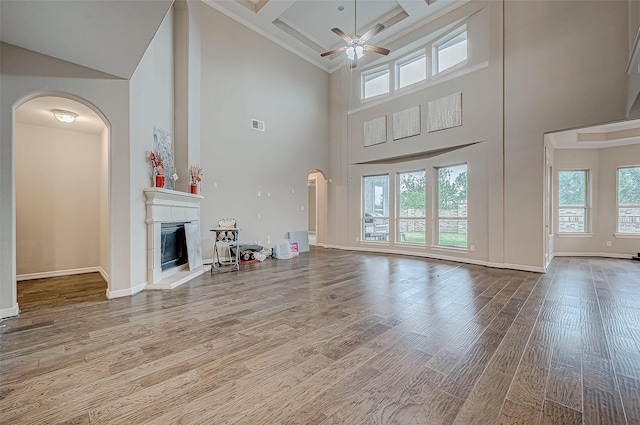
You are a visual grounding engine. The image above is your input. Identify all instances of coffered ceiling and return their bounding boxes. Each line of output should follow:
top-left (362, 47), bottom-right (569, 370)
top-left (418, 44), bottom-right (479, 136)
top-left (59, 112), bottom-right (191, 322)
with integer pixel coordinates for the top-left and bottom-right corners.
top-left (203, 0), bottom-right (465, 72)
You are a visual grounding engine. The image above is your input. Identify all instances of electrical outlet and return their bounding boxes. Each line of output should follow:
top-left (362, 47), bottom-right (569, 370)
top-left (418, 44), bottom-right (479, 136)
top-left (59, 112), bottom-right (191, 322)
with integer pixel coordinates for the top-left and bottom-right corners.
top-left (291, 188), bottom-right (295, 194)
top-left (267, 192), bottom-right (271, 197)
top-left (606, 241), bottom-right (612, 247)
top-left (213, 182), bottom-right (218, 188)
top-left (257, 213), bottom-right (261, 219)
top-left (301, 206), bottom-right (304, 211)
top-left (257, 191), bottom-right (261, 197)
top-left (470, 244), bottom-right (475, 252)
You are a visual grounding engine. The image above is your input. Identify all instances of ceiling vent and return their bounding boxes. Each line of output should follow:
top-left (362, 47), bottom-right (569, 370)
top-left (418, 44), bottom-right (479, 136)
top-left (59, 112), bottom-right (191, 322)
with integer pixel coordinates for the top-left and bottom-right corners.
top-left (251, 119), bottom-right (265, 132)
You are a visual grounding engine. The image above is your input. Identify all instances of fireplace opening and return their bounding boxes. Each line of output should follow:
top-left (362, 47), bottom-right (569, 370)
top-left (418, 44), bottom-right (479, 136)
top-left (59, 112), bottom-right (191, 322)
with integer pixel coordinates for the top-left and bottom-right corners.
top-left (161, 222), bottom-right (188, 271)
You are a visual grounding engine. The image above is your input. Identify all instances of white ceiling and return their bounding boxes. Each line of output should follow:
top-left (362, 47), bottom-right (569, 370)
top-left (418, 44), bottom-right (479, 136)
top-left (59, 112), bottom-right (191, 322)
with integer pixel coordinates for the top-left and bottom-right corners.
top-left (0, 0), bottom-right (173, 79)
top-left (547, 119), bottom-right (640, 149)
top-left (16, 97), bottom-right (106, 136)
top-left (204, 0), bottom-right (465, 72)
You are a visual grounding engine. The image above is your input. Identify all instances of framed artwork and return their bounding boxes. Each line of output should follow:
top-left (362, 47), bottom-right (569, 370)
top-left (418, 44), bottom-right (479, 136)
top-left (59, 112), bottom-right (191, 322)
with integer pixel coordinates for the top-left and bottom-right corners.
top-left (393, 106), bottom-right (421, 140)
top-left (364, 116), bottom-right (387, 147)
top-left (428, 92), bottom-right (462, 132)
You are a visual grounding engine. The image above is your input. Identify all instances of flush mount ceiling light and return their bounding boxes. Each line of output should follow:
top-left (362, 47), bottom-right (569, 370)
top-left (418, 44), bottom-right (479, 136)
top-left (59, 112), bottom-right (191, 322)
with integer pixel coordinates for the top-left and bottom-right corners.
top-left (52, 109), bottom-right (78, 123)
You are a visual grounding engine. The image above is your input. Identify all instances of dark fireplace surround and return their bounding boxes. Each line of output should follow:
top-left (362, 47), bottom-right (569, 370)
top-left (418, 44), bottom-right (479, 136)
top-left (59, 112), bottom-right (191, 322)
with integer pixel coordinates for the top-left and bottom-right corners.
top-left (161, 222), bottom-right (188, 271)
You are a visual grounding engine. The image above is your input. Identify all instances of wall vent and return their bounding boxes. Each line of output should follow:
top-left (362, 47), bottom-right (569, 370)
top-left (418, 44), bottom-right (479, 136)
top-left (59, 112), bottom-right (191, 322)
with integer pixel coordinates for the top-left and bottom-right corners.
top-left (251, 119), bottom-right (265, 131)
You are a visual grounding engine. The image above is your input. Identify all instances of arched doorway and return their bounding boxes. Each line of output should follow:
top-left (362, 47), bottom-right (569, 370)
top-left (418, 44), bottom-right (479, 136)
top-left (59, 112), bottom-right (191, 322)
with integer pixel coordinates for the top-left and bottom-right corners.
top-left (307, 170), bottom-right (328, 247)
top-left (14, 94), bottom-right (110, 309)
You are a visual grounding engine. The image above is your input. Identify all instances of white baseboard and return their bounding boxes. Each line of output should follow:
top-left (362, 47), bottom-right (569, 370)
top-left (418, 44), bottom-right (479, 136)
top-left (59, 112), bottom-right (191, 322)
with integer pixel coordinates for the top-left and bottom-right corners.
top-left (98, 266), bottom-right (109, 284)
top-left (106, 281), bottom-right (147, 299)
top-left (554, 252), bottom-right (634, 259)
top-left (0, 304), bottom-right (19, 319)
top-left (17, 266), bottom-right (103, 282)
top-left (320, 244), bottom-right (546, 273)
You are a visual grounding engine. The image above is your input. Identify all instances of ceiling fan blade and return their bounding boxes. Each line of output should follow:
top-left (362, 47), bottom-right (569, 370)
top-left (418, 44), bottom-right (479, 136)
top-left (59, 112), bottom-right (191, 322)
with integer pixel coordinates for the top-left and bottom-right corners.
top-left (364, 45), bottom-right (391, 56)
top-left (350, 55), bottom-right (358, 69)
top-left (331, 27), bottom-right (352, 43)
top-left (321, 46), bottom-right (347, 57)
top-left (360, 23), bottom-right (385, 43)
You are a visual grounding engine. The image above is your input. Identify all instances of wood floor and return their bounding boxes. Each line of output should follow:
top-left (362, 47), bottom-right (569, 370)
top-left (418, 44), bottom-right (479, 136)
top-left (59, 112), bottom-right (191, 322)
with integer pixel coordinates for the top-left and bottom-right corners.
top-left (1, 249), bottom-right (639, 425)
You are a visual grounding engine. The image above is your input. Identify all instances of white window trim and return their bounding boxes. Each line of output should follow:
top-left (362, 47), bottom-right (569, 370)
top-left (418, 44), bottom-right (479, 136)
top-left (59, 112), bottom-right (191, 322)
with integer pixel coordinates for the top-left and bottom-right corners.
top-left (435, 164), bottom-right (468, 248)
top-left (361, 66), bottom-right (390, 100)
top-left (558, 169), bottom-right (590, 234)
top-left (616, 165), bottom-right (640, 235)
top-left (395, 49), bottom-right (427, 91)
top-left (557, 233), bottom-right (594, 238)
top-left (432, 24), bottom-right (468, 76)
top-left (362, 174), bottom-right (390, 243)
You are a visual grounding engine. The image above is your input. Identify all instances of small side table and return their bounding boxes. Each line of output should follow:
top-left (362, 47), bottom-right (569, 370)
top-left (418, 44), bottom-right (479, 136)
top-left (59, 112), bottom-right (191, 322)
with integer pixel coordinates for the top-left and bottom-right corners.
top-left (210, 227), bottom-right (240, 272)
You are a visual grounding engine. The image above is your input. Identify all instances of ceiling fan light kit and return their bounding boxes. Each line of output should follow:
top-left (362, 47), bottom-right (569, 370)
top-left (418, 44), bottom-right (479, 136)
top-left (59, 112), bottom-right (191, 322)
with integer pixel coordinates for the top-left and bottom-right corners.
top-left (320, 0), bottom-right (391, 68)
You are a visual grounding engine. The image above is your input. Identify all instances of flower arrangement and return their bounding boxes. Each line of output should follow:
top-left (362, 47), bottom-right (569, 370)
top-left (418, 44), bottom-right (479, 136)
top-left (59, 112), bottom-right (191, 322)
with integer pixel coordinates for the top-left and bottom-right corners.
top-left (189, 165), bottom-right (203, 185)
top-left (150, 151), bottom-right (164, 175)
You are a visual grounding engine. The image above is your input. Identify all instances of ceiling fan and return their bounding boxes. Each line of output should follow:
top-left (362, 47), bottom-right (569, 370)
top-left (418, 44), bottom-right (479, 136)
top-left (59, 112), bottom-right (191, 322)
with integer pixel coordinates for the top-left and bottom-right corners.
top-left (320, 1), bottom-right (391, 69)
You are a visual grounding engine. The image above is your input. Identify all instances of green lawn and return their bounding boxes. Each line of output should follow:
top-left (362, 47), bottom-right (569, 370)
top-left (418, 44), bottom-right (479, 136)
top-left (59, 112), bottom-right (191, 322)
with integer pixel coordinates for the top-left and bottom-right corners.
top-left (401, 232), bottom-right (467, 247)
top-left (438, 232), bottom-right (467, 247)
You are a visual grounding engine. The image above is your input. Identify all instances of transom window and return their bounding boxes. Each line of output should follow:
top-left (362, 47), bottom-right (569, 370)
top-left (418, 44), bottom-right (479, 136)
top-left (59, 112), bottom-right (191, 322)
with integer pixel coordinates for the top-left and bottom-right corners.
top-left (397, 170), bottom-right (426, 244)
top-left (433, 25), bottom-right (467, 74)
top-left (436, 164), bottom-right (468, 247)
top-left (396, 50), bottom-right (426, 89)
top-left (362, 67), bottom-right (389, 99)
top-left (363, 175), bottom-right (389, 241)
top-left (617, 166), bottom-right (640, 234)
top-left (558, 170), bottom-right (589, 233)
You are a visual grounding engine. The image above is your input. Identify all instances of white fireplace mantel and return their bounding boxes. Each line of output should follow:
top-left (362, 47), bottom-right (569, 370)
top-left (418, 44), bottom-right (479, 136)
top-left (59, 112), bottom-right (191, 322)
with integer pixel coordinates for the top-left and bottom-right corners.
top-left (144, 187), bottom-right (208, 290)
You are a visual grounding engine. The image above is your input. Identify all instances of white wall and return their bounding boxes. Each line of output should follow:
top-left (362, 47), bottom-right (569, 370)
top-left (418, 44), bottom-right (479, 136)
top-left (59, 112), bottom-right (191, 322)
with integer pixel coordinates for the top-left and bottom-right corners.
top-left (99, 126), bottom-right (110, 280)
top-left (554, 144), bottom-right (640, 257)
top-left (129, 7), bottom-right (174, 290)
top-left (198, 6), bottom-right (329, 254)
top-left (15, 122), bottom-right (101, 275)
top-left (504, 1), bottom-right (628, 268)
top-left (0, 42), bottom-right (131, 317)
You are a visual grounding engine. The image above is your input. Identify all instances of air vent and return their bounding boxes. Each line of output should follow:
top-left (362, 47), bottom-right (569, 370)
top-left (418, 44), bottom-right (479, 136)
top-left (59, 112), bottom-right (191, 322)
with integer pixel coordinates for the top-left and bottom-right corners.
top-left (251, 119), bottom-right (265, 132)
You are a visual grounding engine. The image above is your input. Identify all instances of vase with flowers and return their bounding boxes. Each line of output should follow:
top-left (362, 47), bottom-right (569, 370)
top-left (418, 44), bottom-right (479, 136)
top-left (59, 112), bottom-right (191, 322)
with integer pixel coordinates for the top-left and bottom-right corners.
top-left (150, 151), bottom-right (165, 188)
top-left (189, 165), bottom-right (203, 194)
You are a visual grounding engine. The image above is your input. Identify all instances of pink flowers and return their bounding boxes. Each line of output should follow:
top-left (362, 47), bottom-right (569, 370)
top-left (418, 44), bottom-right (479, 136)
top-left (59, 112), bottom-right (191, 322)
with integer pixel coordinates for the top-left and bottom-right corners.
top-left (150, 151), bottom-right (164, 175)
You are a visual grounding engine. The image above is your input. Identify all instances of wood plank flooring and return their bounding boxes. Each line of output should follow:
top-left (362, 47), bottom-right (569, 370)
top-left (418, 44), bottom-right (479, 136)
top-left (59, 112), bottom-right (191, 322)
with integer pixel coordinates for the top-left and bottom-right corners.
top-left (1, 249), bottom-right (639, 424)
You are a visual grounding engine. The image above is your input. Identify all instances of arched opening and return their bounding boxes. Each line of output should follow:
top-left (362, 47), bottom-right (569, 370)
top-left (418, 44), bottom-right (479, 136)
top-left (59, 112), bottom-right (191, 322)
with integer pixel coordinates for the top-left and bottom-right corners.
top-left (307, 169), bottom-right (328, 247)
top-left (14, 94), bottom-right (110, 310)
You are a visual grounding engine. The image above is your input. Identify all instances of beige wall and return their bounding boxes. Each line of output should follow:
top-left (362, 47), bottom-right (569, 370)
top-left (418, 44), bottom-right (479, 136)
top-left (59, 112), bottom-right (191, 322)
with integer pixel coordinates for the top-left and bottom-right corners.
top-left (327, 0), bottom-right (629, 271)
top-left (554, 144), bottom-right (640, 257)
top-left (198, 6), bottom-right (329, 254)
top-left (15, 122), bottom-right (101, 275)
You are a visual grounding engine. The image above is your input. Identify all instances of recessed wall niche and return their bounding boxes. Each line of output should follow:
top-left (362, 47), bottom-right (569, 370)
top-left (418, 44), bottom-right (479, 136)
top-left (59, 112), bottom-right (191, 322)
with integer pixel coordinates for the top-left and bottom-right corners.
top-left (364, 116), bottom-right (387, 147)
top-left (427, 92), bottom-right (462, 132)
top-left (392, 106), bottom-right (421, 140)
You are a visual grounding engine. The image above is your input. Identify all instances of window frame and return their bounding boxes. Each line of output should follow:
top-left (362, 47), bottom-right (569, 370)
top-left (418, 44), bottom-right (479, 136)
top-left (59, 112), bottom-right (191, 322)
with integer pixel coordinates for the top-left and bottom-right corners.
top-left (432, 24), bottom-right (468, 76)
top-left (361, 66), bottom-right (390, 100)
top-left (395, 49), bottom-right (427, 91)
top-left (397, 169), bottom-right (427, 245)
top-left (616, 165), bottom-right (640, 237)
top-left (362, 174), bottom-right (390, 242)
top-left (557, 169), bottom-right (590, 234)
top-left (435, 163), bottom-right (468, 249)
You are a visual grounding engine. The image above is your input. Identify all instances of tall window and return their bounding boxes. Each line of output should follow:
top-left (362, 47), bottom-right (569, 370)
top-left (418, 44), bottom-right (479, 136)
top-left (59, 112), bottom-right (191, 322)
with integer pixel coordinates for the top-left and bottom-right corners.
top-left (398, 170), bottom-right (426, 243)
top-left (436, 164), bottom-right (467, 247)
top-left (363, 175), bottom-right (389, 241)
top-left (558, 170), bottom-right (588, 233)
top-left (617, 166), bottom-right (640, 234)
top-left (362, 67), bottom-right (389, 99)
top-left (396, 51), bottom-right (426, 89)
top-left (433, 26), bottom-right (468, 74)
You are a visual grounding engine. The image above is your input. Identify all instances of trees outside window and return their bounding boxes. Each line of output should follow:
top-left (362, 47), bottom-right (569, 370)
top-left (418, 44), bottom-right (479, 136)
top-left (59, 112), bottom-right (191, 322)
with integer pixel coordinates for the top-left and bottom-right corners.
top-left (558, 170), bottom-right (588, 233)
top-left (618, 166), bottom-right (640, 234)
top-left (437, 164), bottom-right (467, 247)
top-left (398, 171), bottom-right (426, 243)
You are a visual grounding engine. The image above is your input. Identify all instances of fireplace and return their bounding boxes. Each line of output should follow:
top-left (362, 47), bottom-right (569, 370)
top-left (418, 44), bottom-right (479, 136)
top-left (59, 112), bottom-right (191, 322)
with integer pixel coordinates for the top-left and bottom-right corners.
top-left (144, 187), bottom-right (206, 289)
top-left (161, 222), bottom-right (188, 271)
